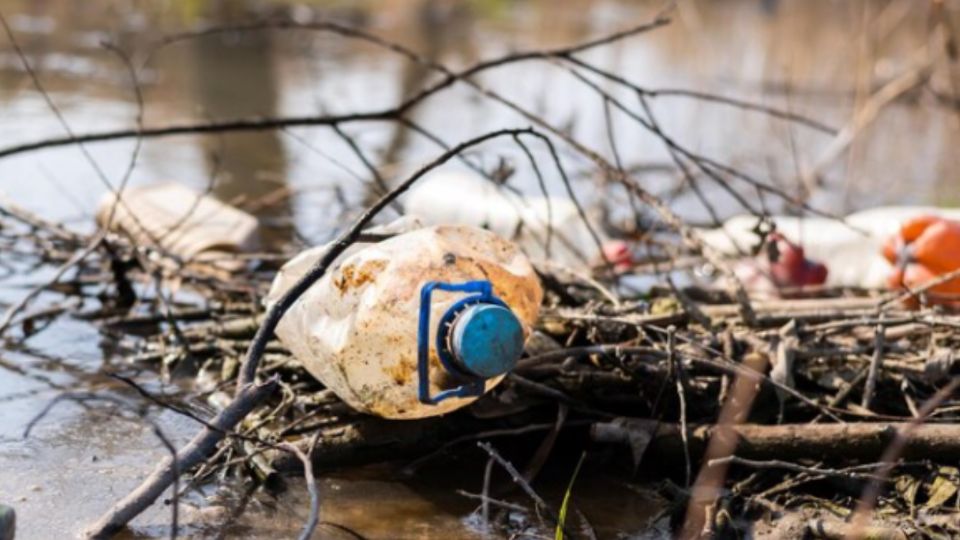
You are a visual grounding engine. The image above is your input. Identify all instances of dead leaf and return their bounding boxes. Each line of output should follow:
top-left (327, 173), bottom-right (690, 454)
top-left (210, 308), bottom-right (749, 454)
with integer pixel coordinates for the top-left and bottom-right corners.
top-left (925, 467), bottom-right (959, 509)
top-left (896, 474), bottom-right (921, 514)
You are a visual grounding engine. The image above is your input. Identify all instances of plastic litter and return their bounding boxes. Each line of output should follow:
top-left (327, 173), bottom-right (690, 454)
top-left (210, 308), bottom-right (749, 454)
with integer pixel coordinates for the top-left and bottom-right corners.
top-left (266, 219), bottom-right (543, 419)
top-left (403, 170), bottom-right (631, 270)
top-left (730, 232), bottom-right (828, 295)
top-left (698, 206), bottom-right (960, 288)
top-left (96, 182), bottom-right (259, 261)
top-left (883, 215), bottom-right (960, 305)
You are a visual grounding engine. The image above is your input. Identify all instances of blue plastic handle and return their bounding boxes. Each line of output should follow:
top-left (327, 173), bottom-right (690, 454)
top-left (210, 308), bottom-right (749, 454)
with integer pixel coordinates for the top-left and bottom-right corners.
top-left (417, 280), bottom-right (512, 405)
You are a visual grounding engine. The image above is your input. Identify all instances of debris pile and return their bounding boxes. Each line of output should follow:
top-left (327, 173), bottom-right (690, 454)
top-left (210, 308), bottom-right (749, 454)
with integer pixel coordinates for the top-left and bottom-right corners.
top-left (7, 189), bottom-right (960, 538)
top-left (2, 12), bottom-right (960, 539)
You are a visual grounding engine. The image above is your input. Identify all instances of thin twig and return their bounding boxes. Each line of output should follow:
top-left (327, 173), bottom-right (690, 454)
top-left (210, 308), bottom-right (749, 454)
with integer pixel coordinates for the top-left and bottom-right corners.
top-left (279, 443), bottom-right (320, 540)
top-left (477, 441), bottom-right (567, 533)
top-left (708, 456), bottom-right (887, 482)
top-left (861, 317), bottom-right (886, 410)
top-left (0, 234), bottom-right (103, 337)
top-left (669, 326), bottom-right (693, 487)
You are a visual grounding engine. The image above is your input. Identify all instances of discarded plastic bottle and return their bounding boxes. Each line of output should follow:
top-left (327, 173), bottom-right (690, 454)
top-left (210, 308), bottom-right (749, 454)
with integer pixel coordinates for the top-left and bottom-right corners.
top-left (266, 221), bottom-right (543, 419)
top-left (97, 182), bottom-right (260, 261)
top-left (404, 170), bottom-right (634, 270)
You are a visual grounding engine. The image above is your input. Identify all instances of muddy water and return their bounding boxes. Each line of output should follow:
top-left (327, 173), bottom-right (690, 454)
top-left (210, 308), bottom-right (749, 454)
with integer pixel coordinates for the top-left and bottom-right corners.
top-left (1, 0), bottom-right (959, 538)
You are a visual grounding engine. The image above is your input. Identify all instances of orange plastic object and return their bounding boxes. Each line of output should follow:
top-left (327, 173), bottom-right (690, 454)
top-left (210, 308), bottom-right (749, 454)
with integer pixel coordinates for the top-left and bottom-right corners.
top-left (885, 215), bottom-right (960, 306)
top-left (882, 214), bottom-right (940, 264)
top-left (888, 263), bottom-right (960, 307)
top-left (910, 220), bottom-right (960, 272)
top-left (901, 215), bottom-right (942, 243)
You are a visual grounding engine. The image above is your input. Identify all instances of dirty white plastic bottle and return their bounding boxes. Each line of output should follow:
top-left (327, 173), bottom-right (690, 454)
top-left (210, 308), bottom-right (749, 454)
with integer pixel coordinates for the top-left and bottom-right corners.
top-left (266, 220), bottom-right (543, 419)
top-left (403, 170), bottom-right (623, 269)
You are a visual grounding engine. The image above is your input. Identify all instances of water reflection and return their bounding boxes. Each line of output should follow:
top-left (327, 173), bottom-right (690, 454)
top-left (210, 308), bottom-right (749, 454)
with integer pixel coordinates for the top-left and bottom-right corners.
top-left (379, 0), bottom-right (475, 188)
top-left (0, 0), bottom-right (958, 222)
top-left (187, 15), bottom-right (292, 238)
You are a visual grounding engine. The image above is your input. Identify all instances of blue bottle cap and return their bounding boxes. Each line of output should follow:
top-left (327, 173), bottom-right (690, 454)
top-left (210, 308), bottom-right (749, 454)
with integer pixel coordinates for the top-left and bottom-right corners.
top-left (450, 303), bottom-right (524, 379)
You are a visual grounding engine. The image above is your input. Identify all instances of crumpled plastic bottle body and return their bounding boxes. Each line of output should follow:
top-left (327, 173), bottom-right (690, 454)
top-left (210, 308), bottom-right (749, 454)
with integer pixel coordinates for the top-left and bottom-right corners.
top-left (266, 219), bottom-right (543, 419)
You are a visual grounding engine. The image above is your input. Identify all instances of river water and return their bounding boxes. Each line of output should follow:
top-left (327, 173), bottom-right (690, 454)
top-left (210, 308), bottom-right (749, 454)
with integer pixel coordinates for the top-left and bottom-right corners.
top-left (1, 0), bottom-right (958, 538)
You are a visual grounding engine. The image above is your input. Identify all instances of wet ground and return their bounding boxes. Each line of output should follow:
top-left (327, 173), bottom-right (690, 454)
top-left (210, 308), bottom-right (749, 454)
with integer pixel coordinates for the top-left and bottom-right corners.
top-left (2, 0), bottom-right (960, 538)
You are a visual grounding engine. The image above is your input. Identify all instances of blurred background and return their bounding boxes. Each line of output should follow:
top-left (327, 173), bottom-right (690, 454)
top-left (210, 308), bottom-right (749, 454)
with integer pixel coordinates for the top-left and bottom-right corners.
top-left (2, 0), bottom-right (959, 241)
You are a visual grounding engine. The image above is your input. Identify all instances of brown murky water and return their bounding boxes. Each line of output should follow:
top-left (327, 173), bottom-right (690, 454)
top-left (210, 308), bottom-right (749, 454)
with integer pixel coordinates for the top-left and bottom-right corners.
top-left (1, 0), bottom-right (959, 538)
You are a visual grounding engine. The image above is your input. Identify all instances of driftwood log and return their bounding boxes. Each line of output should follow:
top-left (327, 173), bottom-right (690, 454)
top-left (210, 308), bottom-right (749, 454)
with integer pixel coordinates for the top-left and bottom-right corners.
top-left (268, 418), bottom-right (960, 473)
top-left (643, 421), bottom-right (960, 462)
